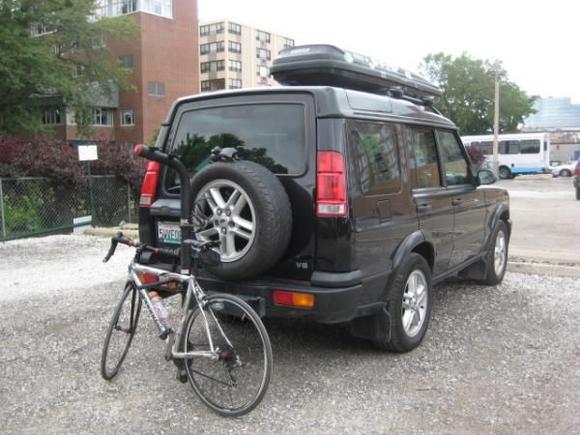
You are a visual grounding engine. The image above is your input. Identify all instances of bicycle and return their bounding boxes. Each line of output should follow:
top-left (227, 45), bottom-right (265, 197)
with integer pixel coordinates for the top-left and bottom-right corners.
top-left (100, 145), bottom-right (273, 417)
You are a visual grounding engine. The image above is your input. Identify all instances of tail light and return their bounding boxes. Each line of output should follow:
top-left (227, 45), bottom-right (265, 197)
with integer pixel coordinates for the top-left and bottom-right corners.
top-left (272, 290), bottom-right (315, 309)
top-left (575, 166), bottom-right (580, 177)
top-left (316, 150), bottom-right (348, 217)
top-left (139, 160), bottom-right (161, 207)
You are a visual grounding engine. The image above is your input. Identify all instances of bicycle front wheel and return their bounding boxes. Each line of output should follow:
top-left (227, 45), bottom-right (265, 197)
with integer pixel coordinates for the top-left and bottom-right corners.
top-left (183, 294), bottom-right (272, 417)
top-left (101, 281), bottom-right (142, 380)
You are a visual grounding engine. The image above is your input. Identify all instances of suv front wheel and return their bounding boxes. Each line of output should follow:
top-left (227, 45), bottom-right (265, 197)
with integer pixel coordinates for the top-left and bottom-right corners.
top-left (374, 253), bottom-right (432, 352)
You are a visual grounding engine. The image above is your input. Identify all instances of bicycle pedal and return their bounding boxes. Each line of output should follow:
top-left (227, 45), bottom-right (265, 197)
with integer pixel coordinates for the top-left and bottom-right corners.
top-left (176, 368), bottom-right (188, 384)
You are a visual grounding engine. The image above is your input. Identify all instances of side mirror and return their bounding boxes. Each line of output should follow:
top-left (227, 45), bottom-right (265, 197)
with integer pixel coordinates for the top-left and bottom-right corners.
top-left (477, 169), bottom-right (497, 185)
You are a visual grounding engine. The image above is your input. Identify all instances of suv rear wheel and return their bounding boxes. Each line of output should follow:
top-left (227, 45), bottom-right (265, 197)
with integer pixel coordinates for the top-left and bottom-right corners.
top-left (374, 253), bottom-right (432, 352)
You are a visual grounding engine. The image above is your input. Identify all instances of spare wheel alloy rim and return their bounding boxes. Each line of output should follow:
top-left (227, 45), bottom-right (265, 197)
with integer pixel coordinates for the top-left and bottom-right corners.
top-left (194, 179), bottom-right (256, 263)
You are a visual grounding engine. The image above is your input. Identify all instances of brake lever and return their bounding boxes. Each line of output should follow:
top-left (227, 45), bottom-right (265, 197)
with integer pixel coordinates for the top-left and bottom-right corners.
top-left (103, 231), bottom-right (123, 263)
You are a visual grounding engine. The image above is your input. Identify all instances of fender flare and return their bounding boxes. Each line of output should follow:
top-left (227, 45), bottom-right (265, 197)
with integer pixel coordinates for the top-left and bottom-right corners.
top-left (391, 230), bottom-right (432, 273)
top-left (484, 203), bottom-right (511, 249)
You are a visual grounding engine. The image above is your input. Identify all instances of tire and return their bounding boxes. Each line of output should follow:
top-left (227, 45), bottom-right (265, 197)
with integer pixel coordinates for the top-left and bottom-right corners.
top-left (560, 169), bottom-right (572, 177)
top-left (498, 166), bottom-right (512, 179)
top-left (101, 282), bottom-right (142, 380)
top-left (480, 220), bottom-right (509, 286)
top-left (183, 294), bottom-right (272, 417)
top-left (576, 188), bottom-right (580, 201)
top-left (190, 160), bottom-right (292, 280)
top-left (374, 253), bottom-right (432, 353)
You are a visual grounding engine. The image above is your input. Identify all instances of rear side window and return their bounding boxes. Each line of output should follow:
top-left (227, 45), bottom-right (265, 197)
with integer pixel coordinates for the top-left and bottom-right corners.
top-left (436, 130), bottom-right (471, 185)
top-left (406, 126), bottom-right (441, 189)
top-left (166, 104), bottom-right (306, 191)
top-left (347, 120), bottom-right (401, 195)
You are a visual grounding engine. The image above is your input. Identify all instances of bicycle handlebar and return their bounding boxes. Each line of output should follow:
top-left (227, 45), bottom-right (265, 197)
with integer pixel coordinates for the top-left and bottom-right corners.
top-left (102, 232), bottom-right (220, 263)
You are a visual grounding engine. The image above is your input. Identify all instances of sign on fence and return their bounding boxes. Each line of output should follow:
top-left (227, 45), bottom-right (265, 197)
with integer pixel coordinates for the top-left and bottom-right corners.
top-left (78, 145), bottom-right (98, 161)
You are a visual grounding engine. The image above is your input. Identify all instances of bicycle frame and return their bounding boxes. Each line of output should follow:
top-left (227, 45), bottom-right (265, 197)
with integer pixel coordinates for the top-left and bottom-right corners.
top-left (130, 261), bottom-right (228, 361)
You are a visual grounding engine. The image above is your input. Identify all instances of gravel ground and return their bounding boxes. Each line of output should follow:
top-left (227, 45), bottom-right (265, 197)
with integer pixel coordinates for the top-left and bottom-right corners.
top-left (1, 235), bottom-right (579, 434)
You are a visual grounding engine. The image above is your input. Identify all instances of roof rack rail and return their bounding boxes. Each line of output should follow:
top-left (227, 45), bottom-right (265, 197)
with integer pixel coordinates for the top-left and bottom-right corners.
top-left (271, 44), bottom-right (442, 101)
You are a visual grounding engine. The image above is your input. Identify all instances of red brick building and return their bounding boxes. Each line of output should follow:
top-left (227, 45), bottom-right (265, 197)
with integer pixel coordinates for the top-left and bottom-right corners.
top-left (43, 0), bottom-right (199, 145)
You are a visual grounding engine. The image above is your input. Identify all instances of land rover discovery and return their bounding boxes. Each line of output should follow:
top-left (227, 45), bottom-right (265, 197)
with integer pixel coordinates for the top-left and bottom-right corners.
top-left (137, 45), bottom-right (511, 352)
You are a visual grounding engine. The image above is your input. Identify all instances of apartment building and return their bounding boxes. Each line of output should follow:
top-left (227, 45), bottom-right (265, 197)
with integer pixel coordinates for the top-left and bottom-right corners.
top-left (40, 0), bottom-right (199, 145)
top-left (198, 20), bottom-right (294, 92)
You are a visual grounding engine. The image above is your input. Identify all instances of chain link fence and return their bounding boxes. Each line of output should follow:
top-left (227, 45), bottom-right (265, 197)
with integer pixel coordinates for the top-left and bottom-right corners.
top-left (0, 176), bottom-right (139, 242)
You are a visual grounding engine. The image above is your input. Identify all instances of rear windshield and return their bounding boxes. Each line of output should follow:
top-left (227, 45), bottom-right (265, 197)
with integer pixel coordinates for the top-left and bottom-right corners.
top-left (165, 103), bottom-right (306, 192)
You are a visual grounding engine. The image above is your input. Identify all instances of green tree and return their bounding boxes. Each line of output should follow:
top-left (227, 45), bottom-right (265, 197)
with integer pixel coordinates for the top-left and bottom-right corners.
top-left (0, 0), bottom-right (136, 136)
top-left (420, 53), bottom-right (535, 135)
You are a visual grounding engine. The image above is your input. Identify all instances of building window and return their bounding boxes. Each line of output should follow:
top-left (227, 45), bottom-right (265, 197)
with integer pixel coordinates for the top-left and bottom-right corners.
top-left (72, 64), bottom-right (85, 77)
top-left (283, 38), bottom-right (294, 49)
top-left (256, 48), bottom-right (271, 60)
top-left (31, 23), bottom-right (54, 37)
top-left (229, 78), bottom-right (242, 89)
top-left (200, 22), bottom-right (224, 36)
top-left (119, 55), bottom-right (134, 68)
top-left (228, 41), bottom-right (241, 53)
top-left (41, 107), bottom-right (62, 125)
top-left (96, 0), bottom-right (172, 19)
top-left (200, 41), bottom-right (225, 55)
top-left (256, 30), bottom-right (271, 43)
top-left (120, 109), bottom-right (135, 126)
top-left (148, 81), bottom-right (165, 96)
top-left (94, 108), bottom-right (113, 126)
top-left (228, 22), bottom-right (241, 34)
top-left (257, 65), bottom-right (269, 77)
top-left (201, 79), bottom-right (225, 92)
top-left (200, 60), bottom-right (225, 73)
top-left (229, 60), bottom-right (242, 72)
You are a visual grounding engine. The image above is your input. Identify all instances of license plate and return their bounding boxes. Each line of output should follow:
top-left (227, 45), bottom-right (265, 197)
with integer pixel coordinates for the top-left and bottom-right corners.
top-left (157, 221), bottom-right (181, 244)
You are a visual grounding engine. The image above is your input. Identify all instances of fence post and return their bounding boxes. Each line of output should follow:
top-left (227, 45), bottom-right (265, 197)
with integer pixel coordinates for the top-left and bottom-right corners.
top-left (0, 178), bottom-right (6, 240)
top-left (127, 183), bottom-right (132, 223)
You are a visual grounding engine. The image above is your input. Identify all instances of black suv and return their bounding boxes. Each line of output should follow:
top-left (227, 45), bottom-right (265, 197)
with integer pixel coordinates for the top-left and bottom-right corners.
top-left (138, 45), bottom-right (511, 352)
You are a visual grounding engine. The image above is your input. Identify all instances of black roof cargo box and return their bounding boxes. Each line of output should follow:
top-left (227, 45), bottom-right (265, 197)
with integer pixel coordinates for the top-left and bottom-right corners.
top-left (270, 44), bottom-right (441, 99)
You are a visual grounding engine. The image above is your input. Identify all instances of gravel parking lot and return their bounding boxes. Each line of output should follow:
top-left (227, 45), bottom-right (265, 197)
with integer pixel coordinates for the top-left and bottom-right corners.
top-left (1, 235), bottom-right (579, 434)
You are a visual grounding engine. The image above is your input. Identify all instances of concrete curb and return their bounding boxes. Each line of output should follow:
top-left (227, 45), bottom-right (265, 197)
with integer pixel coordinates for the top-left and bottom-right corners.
top-left (508, 261), bottom-right (580, 278)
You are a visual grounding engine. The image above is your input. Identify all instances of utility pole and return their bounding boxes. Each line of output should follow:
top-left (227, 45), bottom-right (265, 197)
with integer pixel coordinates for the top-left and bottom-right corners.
top-left (492, 66), bottom-right (500, 175)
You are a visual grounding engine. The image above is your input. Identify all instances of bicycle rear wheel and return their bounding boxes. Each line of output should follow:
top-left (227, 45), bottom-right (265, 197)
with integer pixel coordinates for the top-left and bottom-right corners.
top-left (183, 294), bottom-right (272, 417)
top-left (101, 282), bottom-right (142, 380)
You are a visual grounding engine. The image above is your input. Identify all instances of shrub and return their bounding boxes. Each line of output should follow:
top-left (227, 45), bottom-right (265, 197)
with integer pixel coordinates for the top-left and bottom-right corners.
top-left (0, 136), bottom-right (144, 188)
top-left (465, 145), bottom-right (486, 167)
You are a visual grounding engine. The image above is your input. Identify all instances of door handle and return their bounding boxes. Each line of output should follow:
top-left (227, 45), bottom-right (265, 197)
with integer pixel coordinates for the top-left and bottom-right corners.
top-left (452, 198), bottom-right (463, 206)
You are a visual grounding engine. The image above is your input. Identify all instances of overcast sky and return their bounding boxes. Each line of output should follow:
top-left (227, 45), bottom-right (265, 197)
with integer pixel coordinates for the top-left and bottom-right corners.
top-left (200, 0), bottom-right (580, 102)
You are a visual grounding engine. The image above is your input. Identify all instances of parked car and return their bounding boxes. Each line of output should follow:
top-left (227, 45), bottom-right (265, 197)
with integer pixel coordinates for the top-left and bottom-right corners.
top-left (138, 45), bottom-right (511, 352)
top-left (551, 160), bottom-right (577, 177)
top-left (574, 158), bottom-right (580, 200)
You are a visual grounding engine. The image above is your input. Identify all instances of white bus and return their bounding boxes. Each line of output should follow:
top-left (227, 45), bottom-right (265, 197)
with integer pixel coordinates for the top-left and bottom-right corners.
top-left (461, 133), bottom-right (550, 179)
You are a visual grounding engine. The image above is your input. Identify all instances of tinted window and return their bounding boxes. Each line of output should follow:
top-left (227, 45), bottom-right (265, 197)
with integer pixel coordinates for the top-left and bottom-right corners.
top-left (348, 120), bottom-right (401, 195)
top-left (167, 104), bottom-right (306, 191)
top-left (520, 139), bottom-right (540, 154)
top-left (437, 130), bottom-right (470, 185)
top-left (406, 127), bottom-right (441, 189)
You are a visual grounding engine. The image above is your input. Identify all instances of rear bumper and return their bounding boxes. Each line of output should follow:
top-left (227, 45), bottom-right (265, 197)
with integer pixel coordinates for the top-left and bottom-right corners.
top-left (197, 271), bottom-right (364, 324)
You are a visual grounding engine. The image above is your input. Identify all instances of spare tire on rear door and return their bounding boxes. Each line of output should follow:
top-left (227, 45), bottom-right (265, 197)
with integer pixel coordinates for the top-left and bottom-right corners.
top-left (190, 160), bottom-right (292, 280)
